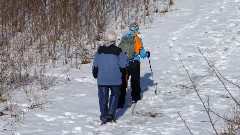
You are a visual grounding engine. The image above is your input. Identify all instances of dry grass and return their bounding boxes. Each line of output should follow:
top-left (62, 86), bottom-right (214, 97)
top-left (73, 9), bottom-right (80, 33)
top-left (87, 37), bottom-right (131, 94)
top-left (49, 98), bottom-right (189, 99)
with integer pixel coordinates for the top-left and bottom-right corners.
top-left (0, 0), bottom-right (174, 100)
top-left (220, 105), bottom-right (240, 135)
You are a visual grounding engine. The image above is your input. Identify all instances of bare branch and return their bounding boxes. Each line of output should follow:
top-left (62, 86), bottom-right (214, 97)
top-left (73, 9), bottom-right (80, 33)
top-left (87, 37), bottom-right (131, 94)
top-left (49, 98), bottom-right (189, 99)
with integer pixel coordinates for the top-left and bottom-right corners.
top-left (181, 60), bottom-right (219, 135)
top-left (209, 108), bottom-right (238, 124)
top-left (213, 67), bottom-right (240, 89)
top-left (178, 112), bottom-right (194, 135)
top-left (197, 46), bottom-right (239, 105)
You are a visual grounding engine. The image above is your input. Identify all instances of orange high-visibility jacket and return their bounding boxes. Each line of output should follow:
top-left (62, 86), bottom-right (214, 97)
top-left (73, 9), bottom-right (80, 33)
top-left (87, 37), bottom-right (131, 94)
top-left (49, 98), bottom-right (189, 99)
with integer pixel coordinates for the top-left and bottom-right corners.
top-left (133, 33), bottom-right (143, 54)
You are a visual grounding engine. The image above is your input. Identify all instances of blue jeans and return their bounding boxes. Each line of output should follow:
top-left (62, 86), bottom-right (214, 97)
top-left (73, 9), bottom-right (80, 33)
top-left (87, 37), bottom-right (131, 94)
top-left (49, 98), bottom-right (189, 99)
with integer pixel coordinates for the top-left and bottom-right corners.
top-left (98, 85), bottom-right (120, 123)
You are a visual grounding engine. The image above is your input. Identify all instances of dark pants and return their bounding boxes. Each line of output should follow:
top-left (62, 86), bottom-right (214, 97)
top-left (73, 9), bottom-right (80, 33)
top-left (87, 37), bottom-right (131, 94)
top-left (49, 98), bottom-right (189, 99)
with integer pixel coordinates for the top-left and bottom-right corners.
top-left (118, 60), bottom-right (141, 106)
top-left (98, 85), bottom-right (120, 123)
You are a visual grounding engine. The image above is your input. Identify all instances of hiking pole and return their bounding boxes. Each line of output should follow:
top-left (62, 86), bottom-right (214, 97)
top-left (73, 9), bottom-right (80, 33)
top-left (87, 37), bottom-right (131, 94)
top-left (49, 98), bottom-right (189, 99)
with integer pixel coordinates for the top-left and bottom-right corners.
top-left (126, 69), bottom-right (132, 109)
top-left (147, 57), bottom-right (158, 95)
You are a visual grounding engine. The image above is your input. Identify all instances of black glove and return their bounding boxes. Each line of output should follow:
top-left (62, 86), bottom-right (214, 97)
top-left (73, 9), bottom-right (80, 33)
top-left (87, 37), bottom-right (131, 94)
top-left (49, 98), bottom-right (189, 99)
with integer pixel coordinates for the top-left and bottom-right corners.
top-left (120, 68), bottom-right (125, 74)
top-left (120, 67), bottom-right (128, 88)
top-left (93, 66), bottom-right (98, 78)
top-left (146, 51), bottom-right (150, 58)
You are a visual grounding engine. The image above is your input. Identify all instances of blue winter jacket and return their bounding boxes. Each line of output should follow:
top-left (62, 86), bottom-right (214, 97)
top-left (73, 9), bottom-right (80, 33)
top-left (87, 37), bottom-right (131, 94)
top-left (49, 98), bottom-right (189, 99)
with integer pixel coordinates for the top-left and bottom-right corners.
top-left (92, 42), bottom-right (129, 85)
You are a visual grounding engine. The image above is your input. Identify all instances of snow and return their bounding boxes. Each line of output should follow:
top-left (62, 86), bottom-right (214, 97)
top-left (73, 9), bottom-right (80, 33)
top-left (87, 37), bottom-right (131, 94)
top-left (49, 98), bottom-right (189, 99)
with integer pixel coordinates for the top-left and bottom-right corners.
top-left (1, 0), bottom-right (240, 134)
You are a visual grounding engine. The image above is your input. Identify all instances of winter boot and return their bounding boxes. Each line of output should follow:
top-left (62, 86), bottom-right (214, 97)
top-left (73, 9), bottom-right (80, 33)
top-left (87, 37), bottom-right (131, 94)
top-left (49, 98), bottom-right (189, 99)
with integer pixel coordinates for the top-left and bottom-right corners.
top-left (106, 115), bottom-right (116, 123)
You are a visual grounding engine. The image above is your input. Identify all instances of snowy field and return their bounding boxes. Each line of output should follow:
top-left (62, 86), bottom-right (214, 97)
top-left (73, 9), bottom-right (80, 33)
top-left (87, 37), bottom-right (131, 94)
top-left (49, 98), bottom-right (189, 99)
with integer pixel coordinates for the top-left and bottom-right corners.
top-left (1, 0), bottom-right (240, 134)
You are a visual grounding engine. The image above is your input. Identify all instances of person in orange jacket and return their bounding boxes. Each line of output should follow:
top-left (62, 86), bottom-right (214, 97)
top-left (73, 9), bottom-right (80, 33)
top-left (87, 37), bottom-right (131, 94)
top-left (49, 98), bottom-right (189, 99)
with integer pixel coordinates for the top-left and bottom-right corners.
top-left (118, 22), bottom-right (150, 108)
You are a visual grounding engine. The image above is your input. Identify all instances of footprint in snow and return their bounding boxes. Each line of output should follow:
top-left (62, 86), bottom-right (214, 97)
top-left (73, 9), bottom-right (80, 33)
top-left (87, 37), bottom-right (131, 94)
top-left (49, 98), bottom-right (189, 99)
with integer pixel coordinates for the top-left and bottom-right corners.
top-left (136, 108), bottom-right (163, 118)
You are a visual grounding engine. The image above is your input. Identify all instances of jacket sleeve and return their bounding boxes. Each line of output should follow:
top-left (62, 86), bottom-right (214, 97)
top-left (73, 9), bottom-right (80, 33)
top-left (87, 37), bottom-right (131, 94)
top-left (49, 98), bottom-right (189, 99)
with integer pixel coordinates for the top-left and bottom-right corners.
top-left (118, 51), bottom-right (129, 69)
top-left (92, 52), bottom-right (98, 78)
top-left (139, 48), bottom-right (148, 58)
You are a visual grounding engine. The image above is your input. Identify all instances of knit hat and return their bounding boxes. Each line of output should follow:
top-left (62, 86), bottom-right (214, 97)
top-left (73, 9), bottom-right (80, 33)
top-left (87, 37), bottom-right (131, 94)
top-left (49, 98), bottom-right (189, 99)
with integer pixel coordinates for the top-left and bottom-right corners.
top-left (129, 22), bottom-right (139, 32)
top-left (106, 31), bottom-right (117, 42)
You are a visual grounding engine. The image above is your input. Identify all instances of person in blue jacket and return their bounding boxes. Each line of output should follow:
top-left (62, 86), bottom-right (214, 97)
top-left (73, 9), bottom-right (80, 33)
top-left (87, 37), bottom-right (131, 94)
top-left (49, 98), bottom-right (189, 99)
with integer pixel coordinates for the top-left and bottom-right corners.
top-left (117, 22), bottom-right (150, 108)
top-left (92, 31), bottom-right (128, 124)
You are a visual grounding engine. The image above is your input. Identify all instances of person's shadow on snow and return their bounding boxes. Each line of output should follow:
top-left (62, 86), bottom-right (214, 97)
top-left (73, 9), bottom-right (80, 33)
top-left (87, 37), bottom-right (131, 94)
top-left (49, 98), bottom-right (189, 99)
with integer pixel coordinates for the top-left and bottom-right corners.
top-left (140, 73), bottom-right (155, 94)
top-left (115, 73), bottom-right (155, 119)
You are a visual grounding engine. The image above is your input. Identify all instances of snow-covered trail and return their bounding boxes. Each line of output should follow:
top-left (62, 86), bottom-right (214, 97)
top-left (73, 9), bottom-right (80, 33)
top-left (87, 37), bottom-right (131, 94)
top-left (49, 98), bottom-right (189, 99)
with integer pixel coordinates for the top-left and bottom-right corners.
top-left (1, 0), bottom-right (240, 135)
top-left (104, 0), bottom-right (240, 134)
top-left (136, 0), bottom-right (240, 134)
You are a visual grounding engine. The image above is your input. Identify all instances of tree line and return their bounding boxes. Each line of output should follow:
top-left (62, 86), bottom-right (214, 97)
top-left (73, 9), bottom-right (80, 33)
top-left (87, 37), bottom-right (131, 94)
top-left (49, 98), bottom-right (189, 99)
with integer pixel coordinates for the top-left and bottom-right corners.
top-left (0, 0), bottom-right (172, 99)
